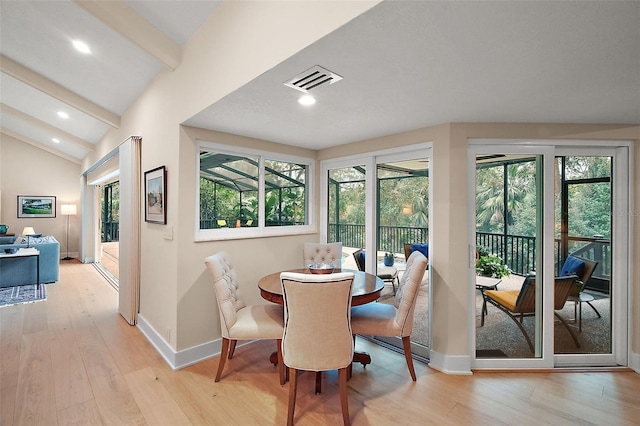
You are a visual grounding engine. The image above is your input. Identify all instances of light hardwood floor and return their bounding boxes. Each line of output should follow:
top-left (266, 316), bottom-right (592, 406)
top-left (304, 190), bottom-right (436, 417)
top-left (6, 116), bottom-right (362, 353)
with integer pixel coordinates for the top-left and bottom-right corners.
top-left (1, 262), bottom-right (639, 425)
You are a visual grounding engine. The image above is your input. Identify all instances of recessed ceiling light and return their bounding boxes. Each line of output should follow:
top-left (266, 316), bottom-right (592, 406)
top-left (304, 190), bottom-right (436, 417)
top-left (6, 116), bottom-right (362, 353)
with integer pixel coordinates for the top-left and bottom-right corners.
top-left (57, 111), bottom-right (69, 119)
top-left (52, 138), bottom-right (60, 143)
top-left (72, 40), bottom-right (91, 54)
top-left (298, 95), bottom-right (316, 106)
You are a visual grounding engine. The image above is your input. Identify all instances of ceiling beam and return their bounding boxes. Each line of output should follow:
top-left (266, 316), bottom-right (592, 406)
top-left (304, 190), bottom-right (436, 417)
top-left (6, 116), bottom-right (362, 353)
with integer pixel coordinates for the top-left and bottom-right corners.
top-left (73, 0), bottom-right (181, 71)
top-left (0, 55), bottom-right (120, 129)
top-left (1, 130), bottom-right (82, 165)
top-left (1, 103), bottom-right (95, 152)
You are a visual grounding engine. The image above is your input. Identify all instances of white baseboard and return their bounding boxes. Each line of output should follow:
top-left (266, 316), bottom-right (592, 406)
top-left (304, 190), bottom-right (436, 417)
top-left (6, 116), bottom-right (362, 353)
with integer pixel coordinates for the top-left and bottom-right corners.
top-left (137, 314), bottom-right (224, 370)
top-left (428, 350), bottom-right (472, 375)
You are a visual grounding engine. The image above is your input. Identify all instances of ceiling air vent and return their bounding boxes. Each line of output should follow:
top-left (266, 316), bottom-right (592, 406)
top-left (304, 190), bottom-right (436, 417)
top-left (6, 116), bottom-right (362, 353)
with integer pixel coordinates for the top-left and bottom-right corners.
top-left (284, 65), bottom-right (343, 93)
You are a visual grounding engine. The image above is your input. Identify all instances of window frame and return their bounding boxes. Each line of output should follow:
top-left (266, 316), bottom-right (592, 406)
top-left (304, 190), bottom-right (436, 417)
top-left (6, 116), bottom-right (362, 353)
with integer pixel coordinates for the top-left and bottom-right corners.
top-left (195, 140), bottom-right (315, 241)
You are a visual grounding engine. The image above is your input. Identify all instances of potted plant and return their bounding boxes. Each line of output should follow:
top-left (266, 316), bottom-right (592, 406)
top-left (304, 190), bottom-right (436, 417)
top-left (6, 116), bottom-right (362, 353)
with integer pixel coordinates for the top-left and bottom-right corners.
top-left (476, 254), bottom-right (510, 278)
top-left (384, 252), bottom-right (395, 266)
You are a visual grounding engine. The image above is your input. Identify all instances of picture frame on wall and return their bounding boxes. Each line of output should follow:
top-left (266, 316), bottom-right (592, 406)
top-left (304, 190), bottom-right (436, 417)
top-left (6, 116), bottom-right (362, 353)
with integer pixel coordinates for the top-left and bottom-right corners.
top-left (144, 165), bottom-right (167, 224)
top-left (17, 195), bottom-right (56, 218)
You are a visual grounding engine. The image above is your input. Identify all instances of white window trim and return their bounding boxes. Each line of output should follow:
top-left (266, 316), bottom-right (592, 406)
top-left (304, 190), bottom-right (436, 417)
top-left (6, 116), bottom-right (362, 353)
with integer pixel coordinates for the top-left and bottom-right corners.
top-left (195, 139), bottom-right (315, 241)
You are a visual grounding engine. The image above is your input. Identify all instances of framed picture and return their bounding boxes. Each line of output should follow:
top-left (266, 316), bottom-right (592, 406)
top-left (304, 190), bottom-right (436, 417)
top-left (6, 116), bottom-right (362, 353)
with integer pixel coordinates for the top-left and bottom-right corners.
top-left (144, 166), bottom-right (167, 224)
top-left (17, 195), bottom-right (56, 218)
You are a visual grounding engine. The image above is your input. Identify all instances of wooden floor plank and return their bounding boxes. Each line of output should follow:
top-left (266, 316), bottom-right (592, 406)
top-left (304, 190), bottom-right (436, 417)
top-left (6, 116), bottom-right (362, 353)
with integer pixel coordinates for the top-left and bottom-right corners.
top-left (13, 330), bottom-right (57, 425)
top-left (124, 366), bottom-right (191, 425)
top-left (56, 399), bottom-right (104, 426)
top-left (48, 326), bottom-right (93, 411)
top-left (0, 305), bottom-right (24, 390)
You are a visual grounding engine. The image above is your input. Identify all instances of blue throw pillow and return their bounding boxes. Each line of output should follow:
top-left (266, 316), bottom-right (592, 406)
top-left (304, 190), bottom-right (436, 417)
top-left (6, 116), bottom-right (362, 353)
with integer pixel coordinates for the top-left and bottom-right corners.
top-left (410, 243), bottom-right (429, 259)
top-left (560, 256), bottom-right (585, 277)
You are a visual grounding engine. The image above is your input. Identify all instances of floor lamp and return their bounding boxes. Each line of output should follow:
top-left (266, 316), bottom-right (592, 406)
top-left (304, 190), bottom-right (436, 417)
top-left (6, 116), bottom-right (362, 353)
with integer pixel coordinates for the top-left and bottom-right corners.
top-left (61, 204), bottom-right (77, 260)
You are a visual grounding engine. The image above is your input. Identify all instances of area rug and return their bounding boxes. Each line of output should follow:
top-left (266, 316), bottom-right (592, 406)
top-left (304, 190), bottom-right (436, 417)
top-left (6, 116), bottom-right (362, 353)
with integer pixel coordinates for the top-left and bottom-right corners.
top-left (0, 284), bottom-right (47, 307)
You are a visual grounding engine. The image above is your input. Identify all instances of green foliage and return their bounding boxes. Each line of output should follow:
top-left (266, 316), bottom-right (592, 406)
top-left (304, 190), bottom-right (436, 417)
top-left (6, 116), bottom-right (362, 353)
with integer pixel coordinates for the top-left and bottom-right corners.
top-left (476, 255), bottom-right (511, 278)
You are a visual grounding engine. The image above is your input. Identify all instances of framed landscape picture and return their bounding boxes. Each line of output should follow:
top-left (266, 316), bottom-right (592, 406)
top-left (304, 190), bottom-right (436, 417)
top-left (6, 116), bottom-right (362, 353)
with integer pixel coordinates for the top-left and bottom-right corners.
top-left (17, 195), bottom-right (56, 218)
top-left (144, 165), bottom-right (167, 224)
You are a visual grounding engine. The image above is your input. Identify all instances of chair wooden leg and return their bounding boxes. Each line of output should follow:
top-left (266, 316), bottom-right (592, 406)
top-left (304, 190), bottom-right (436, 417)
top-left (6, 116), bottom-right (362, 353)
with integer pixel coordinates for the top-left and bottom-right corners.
top-left (401, 336), bottom-right (417, 381)
top-left (215, 337), bottom-right (230, 382)
top-left (277, 339), bottom-right (285, 385)
top-left (315, 372), bottom-right (322, 394)
top-left (287, 368), bottom-right (298, 426)
top-left (338, 367), bottom-right (350, 426)
top-left (228, 339), bottom-right (237, 359)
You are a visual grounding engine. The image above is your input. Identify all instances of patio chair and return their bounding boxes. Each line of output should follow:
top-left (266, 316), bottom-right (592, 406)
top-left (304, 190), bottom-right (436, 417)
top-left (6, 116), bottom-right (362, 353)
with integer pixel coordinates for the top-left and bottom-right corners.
top-left (560, 256), bottom-right (601, 331)
top-left (483, 275), bottom-right (580, 353)
top-left (204, 251), bottom-right (285, 384)
top-left (404, 243), bottom-right (429, 268)
top-left (352, 248), bottom-right (399, 294)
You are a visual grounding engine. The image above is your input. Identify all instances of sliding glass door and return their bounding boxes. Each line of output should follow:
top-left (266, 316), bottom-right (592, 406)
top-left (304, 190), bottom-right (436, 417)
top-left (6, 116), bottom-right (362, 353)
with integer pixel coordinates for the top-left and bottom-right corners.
top-left (323, 144), bottom-right (431, 358)
top-left (471, 143), bottom-right (629, 369)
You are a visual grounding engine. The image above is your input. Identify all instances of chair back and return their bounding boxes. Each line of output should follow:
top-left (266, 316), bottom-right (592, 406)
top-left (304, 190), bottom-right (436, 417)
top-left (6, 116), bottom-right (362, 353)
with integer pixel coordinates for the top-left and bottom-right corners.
top-left (393, 251), bottom-right (428, 336)
top-left (352, 249), bottom-right (365, 271)
top-left (280, 272), bottom-right (354, 371)
top-left (513, 275), bottom-right (577, 312)
top-left (513, 275), bottom-right (537, 313)
top-left (553, 276), bottom-right (577, 310)
top-left (303, 242), bottom-right (343, 267)
top-left (204, 251), bottom-right (246, 338)
top-left (560, 255), bottom-right (598, 297)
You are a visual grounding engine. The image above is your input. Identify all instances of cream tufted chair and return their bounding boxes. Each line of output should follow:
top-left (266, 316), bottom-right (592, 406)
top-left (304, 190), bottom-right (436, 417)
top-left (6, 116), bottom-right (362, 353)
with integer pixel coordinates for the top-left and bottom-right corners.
top-left (280, 271), bottom-right (354, 426)
top-left (204, 251), bottom-right (285, 384)
top-left (350, 250), bottom-right (428, 381)
top-left (302, 242), bottom-right (343, 268)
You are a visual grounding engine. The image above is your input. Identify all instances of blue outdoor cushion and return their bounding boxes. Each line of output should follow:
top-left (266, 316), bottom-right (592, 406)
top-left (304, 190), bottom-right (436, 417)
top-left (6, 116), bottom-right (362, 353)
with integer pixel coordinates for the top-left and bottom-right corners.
top-left (410, 243), bottom-right (429, 259)
top-left (560, 256), bottom-right (585, 277)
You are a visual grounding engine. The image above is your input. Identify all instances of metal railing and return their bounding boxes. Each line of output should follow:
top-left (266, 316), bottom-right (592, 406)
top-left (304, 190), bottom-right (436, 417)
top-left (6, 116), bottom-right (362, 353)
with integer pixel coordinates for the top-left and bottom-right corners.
top-left (101, 221), bottom-right (119, 242)
top-left (329, 223), bottom-right (427, 255)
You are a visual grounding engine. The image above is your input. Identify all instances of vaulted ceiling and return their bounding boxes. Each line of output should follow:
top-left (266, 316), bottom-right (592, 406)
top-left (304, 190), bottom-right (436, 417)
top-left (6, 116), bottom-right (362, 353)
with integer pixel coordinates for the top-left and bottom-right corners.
top-left (0, 0), bottom-right (221, 164)
top-left (1, 1), bottom-right (639, 165)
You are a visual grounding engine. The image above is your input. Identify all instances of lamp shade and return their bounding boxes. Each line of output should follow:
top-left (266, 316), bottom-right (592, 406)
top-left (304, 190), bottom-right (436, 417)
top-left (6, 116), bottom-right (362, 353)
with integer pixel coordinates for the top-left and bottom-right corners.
top-left (61, 204), bottom-right (77, 215)
top-left (22, 226), bottom-right (36, 236)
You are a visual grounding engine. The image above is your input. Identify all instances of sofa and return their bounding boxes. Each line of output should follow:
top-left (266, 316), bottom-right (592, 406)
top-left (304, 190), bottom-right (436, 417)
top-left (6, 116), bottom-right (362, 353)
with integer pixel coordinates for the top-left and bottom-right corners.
top-left (0, 235), bottom-right (60, 287)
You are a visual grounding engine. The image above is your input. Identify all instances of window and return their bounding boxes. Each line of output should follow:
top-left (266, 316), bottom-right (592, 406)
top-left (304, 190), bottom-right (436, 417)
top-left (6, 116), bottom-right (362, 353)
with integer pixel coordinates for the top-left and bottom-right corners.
top-left (197, 141), bottom-right (313, 240)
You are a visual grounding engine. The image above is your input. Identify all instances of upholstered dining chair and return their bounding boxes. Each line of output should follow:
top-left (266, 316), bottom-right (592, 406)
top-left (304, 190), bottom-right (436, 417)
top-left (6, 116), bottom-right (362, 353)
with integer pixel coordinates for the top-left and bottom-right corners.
top-left (280, 271), bottom-right (355, 426)
top-left (302, 242), bottom-right (343, 268)
top-left (484, 275), bottom-right (580, 352)
top-left (204, 251), bottom-right (285, 384)
top-left (350, 250), bottom-right (428, 381)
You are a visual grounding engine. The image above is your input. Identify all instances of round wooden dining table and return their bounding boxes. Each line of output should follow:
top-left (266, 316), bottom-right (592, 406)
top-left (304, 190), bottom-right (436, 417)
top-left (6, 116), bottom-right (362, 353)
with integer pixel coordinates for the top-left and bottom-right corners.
top-left (258, 268), bottom-right (385, 306)
top-left (258, 268), bottom-right (385, 367)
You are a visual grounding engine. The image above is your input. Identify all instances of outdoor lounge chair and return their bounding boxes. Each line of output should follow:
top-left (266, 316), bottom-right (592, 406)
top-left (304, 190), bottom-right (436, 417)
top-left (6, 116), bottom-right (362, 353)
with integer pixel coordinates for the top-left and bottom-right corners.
top-left (352, 248), bottom-right (398, 294)
top-left (483, 275), bottom-right (580, 352)
top-left (560, 256), bottom-right (600, 331)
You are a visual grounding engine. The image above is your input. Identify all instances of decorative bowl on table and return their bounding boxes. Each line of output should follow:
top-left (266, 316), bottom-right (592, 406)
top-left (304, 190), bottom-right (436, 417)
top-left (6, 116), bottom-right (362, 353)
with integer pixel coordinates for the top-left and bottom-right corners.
top-left (308, 263), bottom-right (335, 274)
top-left (4, 248), bottom-right (18, 254)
